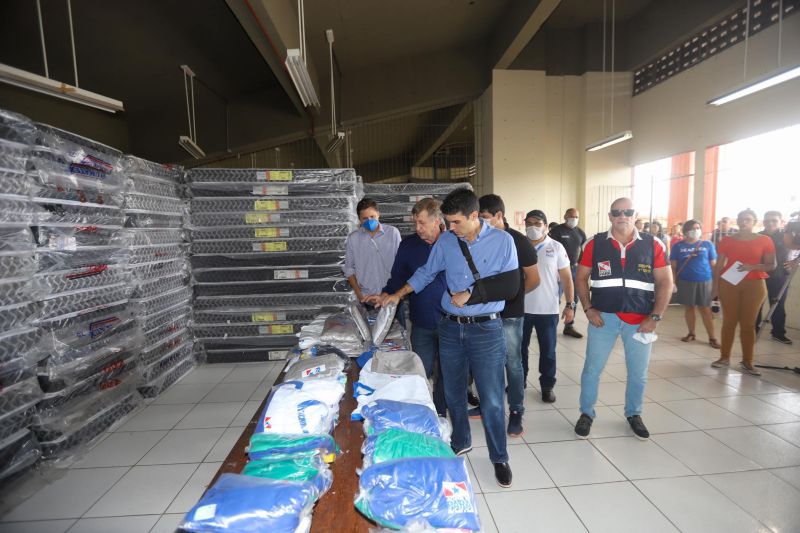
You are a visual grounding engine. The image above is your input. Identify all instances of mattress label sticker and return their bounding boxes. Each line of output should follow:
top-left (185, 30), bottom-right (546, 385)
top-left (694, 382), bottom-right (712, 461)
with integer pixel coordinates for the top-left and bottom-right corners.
top-left (254, 227), bottom-right (291, 238)
top-left (259, 324), bottom-right (294, 335)
top-left (254, 199), bottom-right (280, 211)
top-left (251, 312), bottom-right (287, 323)
top-left (252, 184), bottom-right (289, 196)
top-left (193, 504), bottom-right (216, 521)
top-left (274, 269), bottom-right (308, 279)
top-left (443, 481), bottom-right (474, 514)
top-left (409, 195), bottom-right (426, 202)
top-left (268, 170), bottom-right (293, 181)
top-left (268, 350), bottom-right (288, 360)
top-left (252, 241), bottom-right (288, 252)
top-left (244, 212), bottom-right (280, 224)
top-left (403, 215), bottom-right (413, 222)
top-left (49, 236), bottom-right (78, 251)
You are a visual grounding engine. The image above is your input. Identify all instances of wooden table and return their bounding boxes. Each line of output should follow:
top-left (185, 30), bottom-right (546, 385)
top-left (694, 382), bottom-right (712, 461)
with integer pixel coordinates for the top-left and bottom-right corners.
top-left (209, 361), bottom-right (373, 533)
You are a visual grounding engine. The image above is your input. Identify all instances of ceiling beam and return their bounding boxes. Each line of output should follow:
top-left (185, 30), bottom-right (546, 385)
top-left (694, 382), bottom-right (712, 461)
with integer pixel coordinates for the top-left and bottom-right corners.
top-left (495, 0), bottom-right (562, 70)
top-left (412, 102), bottom-right (472, 168)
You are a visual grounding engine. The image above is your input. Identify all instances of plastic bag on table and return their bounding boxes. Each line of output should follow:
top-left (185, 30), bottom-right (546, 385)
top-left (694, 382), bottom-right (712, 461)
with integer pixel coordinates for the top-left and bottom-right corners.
top-left (254, 379), bottom-right (344, 435)
top-left (372, 302), bottom-right (397, 345)
top-left (368, 519), bottom-right (443, 533)
top-left (241, 454), bottom-right (332, 497)
top-left (179, 473), bottom-right (316, 533)
top-left (248, 432), bottom-right (338, 463)
top-left (283, 352), bottom-right (346, 382)
top-left (361, 399), bottom-right (449, 441)
top-left (347, 300), bottom-right (372, 343)
top-left (355, 457), bottom-right (481, 532)
top-left (361, 428), bottom-right (455, 469)
top-left (354, 375), bottom-right (434, 419)
top-left (369, 349), bottom-right (426, 379)
top-left (318, 312), bottom-right (363, 344)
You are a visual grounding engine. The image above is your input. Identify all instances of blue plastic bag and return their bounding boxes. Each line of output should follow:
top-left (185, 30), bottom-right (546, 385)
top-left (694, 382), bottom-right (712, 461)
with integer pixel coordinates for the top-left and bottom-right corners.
top-left (355, 457), bottom-right (481, 531)
top-left (361, 399), bottom-right (444, 439)
top-left (179, 473), bottom-right (316, 532)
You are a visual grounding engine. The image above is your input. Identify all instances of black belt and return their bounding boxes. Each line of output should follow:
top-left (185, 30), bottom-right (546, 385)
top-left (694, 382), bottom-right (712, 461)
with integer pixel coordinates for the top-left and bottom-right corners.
top-left (445, 312), bottom-right (498, 324)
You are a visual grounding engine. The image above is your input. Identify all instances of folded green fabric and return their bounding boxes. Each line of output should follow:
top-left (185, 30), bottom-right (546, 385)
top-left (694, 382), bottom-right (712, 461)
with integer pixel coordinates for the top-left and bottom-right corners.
top-left (242, 455), bottom-right (333, 498)
top-left (248, 433), bottom-right (338, 463)
top-left (364, 428), bottom-right (454, 466)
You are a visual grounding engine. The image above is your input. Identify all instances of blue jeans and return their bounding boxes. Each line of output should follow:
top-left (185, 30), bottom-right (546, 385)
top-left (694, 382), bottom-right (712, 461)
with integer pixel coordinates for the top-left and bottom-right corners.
top-left (503, 317), bottom-right (525, 413)
top-left (410, 325), bottom-right (447, 417)
top-left (522, 314), bottom-right (559, 390)
top-left (438, 316), bottom-right (508, 464)
top-left (579, 312), bottom-right (652, 418)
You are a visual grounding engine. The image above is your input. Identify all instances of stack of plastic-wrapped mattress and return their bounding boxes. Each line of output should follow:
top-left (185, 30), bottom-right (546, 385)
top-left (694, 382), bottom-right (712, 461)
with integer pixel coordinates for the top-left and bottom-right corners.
top-left (179, 344), bottom-right (349, 532)
top-left (186, 168), bottom-right (359, 362)
top-left (0, 110), bottom-right (44, 482)
top-left (124, 156), bottom-right (194, 397)
top-left (28, 123), bottom-right (142, 461)
top-left (362, 182), bottom-right (473, 237)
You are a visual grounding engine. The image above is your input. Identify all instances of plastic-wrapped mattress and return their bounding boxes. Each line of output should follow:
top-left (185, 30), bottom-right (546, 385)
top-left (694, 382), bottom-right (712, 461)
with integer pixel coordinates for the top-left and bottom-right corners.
top-left (187, 167), bottom-right (356, 183)
top-left (193, 265), bottom-right (343, 283)
top-left (189, 180), bottom-right (360, 197)
top-left (192, 306), bottom-right (322, 325)
top-left (194, 279), bottom-right (348, 297)
top-left (193, 292), bottom-right (351, 311)
top-left (0, 429), bottom-right (41, 482)
top-left (188, 223), bottom-right (352, 241)
top-left (190, 209), bottom-right (356, 227)
top-left (191, 237), bottom-right (346, 255)
top-left (190, 250), bottom-right (343, 269)
top-left (190, 195), bottom-right (355, 213)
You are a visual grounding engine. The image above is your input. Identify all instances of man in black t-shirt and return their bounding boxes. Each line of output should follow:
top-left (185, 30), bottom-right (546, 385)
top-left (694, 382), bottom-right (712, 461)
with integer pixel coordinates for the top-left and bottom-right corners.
top-left (758, 211), bottom-right (793, 344)
top-left (548, 208), bottom-right (586, 338)
top-left (477, 195), bottom-right (539, 437)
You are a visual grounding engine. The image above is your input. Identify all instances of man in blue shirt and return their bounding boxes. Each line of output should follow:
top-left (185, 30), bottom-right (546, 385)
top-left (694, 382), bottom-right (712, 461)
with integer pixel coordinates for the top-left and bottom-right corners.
top-left (344, 198), bottom-right (401, 303)
top-left (379, 188), bottom-right (519, 488)
top-left (367, 198), bottom-right (448, 416)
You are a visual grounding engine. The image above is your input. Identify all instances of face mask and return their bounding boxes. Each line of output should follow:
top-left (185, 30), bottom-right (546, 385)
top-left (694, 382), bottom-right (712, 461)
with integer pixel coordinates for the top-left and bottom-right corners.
top-left (687, 229), bottom-right (702, 240)
top-left (566, 217), bottom-right (579, 229)
top-left (526, 226), bottom-right (544, 241)
top-left (362, 219), bottom-right (379, 232)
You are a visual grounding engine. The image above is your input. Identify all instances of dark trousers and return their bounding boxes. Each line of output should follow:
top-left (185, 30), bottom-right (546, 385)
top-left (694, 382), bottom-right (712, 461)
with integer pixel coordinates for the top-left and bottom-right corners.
top-left (757, 274), bottom-right (788, 336)
top-left (410, 325), bottom-right (446, 416)
top-left (522, 313), bottom-right (560, 390)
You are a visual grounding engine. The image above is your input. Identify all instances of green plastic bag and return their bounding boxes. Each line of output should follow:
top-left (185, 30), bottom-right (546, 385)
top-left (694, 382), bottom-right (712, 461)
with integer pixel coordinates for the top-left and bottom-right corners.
top-left (242, 456), bottom-right (333, 497)
top-left (248, 433), bottom-right (339, 463)
top-left (363, 428), bottom-right (455, 467)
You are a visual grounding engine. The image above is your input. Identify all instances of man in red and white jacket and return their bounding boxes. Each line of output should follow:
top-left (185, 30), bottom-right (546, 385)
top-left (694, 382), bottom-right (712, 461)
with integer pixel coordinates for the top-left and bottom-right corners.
top-left (573, 198), bottom-right (673, 440)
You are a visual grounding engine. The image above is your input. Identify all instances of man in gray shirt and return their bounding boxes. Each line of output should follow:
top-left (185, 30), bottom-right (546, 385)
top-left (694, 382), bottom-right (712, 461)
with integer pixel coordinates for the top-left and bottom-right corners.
top-left (344, 197), bottom-right (401, 303)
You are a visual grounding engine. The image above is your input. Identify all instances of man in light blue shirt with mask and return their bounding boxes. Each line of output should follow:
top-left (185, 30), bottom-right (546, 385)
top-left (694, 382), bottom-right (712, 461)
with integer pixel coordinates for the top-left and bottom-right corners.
top-left (344, 197), bottom-right (401, 303)
top-left (379, 188), bottom-right (519, 488)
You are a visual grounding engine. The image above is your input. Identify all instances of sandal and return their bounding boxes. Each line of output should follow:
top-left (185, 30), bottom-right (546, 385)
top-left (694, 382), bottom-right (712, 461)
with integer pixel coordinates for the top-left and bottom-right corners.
top-left (681, 333), bottom-right (696, 342)
top-left (709, 338), bottom-right (721, 349)
top-left (711, 358), bottom-right (730, 368)
top-left (740, 362), bottom-right (762, 376)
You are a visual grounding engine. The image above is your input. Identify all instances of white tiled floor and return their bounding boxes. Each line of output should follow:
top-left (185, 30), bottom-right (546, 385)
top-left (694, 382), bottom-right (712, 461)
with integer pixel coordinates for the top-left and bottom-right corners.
top-left (1, 312), bottom-right (799, 532)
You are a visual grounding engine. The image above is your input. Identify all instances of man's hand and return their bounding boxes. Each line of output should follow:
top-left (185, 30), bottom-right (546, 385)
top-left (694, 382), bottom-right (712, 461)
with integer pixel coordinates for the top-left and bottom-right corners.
top-left (637, 317), bottom-right (658, 333)
top-left (586, 308), bottom-right (604, 328)
top-left (363, 293), bottom-right (386, 305)
top-left (737, 263), bottom-right (759, 272)
top-left (377, 292), bottom-right (401, 308)
top-left (784, 258), bottom-right (800, 271)
top-left (450, 290), bottom-right (471, 308)
top-left (561, 307), bottom-right (575, 323)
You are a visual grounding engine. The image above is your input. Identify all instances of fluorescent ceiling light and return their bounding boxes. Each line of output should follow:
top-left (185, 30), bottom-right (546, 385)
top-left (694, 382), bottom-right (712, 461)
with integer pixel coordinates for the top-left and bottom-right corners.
top-left (179, 135), bottom-right (206, 159)
top-left (0, 63), bottom-right (123, 113)
top-left (326, 131), bottom-right (345, 153)
top-left (285, 49), bottom-right (320, 108)
top-left (708, 64), bottom-right (800, 106)
top-left (586, 130), bottom-right (633, 152)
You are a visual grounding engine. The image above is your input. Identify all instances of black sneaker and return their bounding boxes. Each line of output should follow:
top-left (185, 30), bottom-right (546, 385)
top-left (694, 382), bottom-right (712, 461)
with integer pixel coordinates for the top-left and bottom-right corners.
top-left (507, 411), bottom-right (523, 437)
top-left (772, 334), bottom-right (793, 345)
top-left (468, 407), bottom-right (482, 419)
top-left (627, 415), bottom-right (650, 440)
top-left (454, 445), bottom-right (473, 456)
top-left (541, 389), bottom-right (556, 403)
top-left (494, 462), bottom-right (512, 488)
top-left (563, 326), bottom-right (584, 339)
top-left (575, 413), bottom-right (593, 439)
top-left (467, 391), bottom-right (480, 407)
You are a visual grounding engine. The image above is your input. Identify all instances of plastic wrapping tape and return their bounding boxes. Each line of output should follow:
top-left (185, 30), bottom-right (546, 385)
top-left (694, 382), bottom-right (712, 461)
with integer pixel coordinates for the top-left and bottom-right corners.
top-left (355, 457), bottom-right (481, 531)
top-left (179, 473), bottom-right (317, 533)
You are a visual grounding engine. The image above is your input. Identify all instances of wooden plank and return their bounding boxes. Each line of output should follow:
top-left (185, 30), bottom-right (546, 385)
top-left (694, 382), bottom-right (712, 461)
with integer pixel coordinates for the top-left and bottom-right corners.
top-left (209, 361), bottom-right (372, 532)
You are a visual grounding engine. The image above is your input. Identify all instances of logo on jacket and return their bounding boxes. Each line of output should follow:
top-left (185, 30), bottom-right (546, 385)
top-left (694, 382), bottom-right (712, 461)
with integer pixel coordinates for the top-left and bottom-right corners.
top-left (637, 263), bottom-right (652, 274)
top-left (443, 481), bottom-right (474, 513)
top-left (597, 260), bottom-right (612, 277)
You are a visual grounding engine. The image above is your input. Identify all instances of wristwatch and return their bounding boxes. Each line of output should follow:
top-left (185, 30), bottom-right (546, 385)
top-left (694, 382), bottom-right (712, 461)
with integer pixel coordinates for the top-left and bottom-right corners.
top-left (565, 302), bottom-right (577, 310)
top-left (650, 314), bottom-right (662, 322)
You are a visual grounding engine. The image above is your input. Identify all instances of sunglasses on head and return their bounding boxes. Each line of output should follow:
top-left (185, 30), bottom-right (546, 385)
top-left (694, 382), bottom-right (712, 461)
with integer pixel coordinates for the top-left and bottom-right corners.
top-left (610, 209), bottom-right (635, 217)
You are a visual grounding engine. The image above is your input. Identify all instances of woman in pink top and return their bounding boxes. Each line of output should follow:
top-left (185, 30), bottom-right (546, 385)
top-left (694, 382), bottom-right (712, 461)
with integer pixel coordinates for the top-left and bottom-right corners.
top-left (711, 209), bottom-right (776, 374)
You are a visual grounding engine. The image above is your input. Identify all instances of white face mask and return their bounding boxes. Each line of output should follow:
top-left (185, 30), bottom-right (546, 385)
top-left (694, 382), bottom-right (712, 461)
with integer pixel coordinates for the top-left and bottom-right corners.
top-left (687, 229), bottom-right (702, 240)
top-left (566, 217), bottom-right (579, 229)
top-left (526, 226), bottom-right (545, 241)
